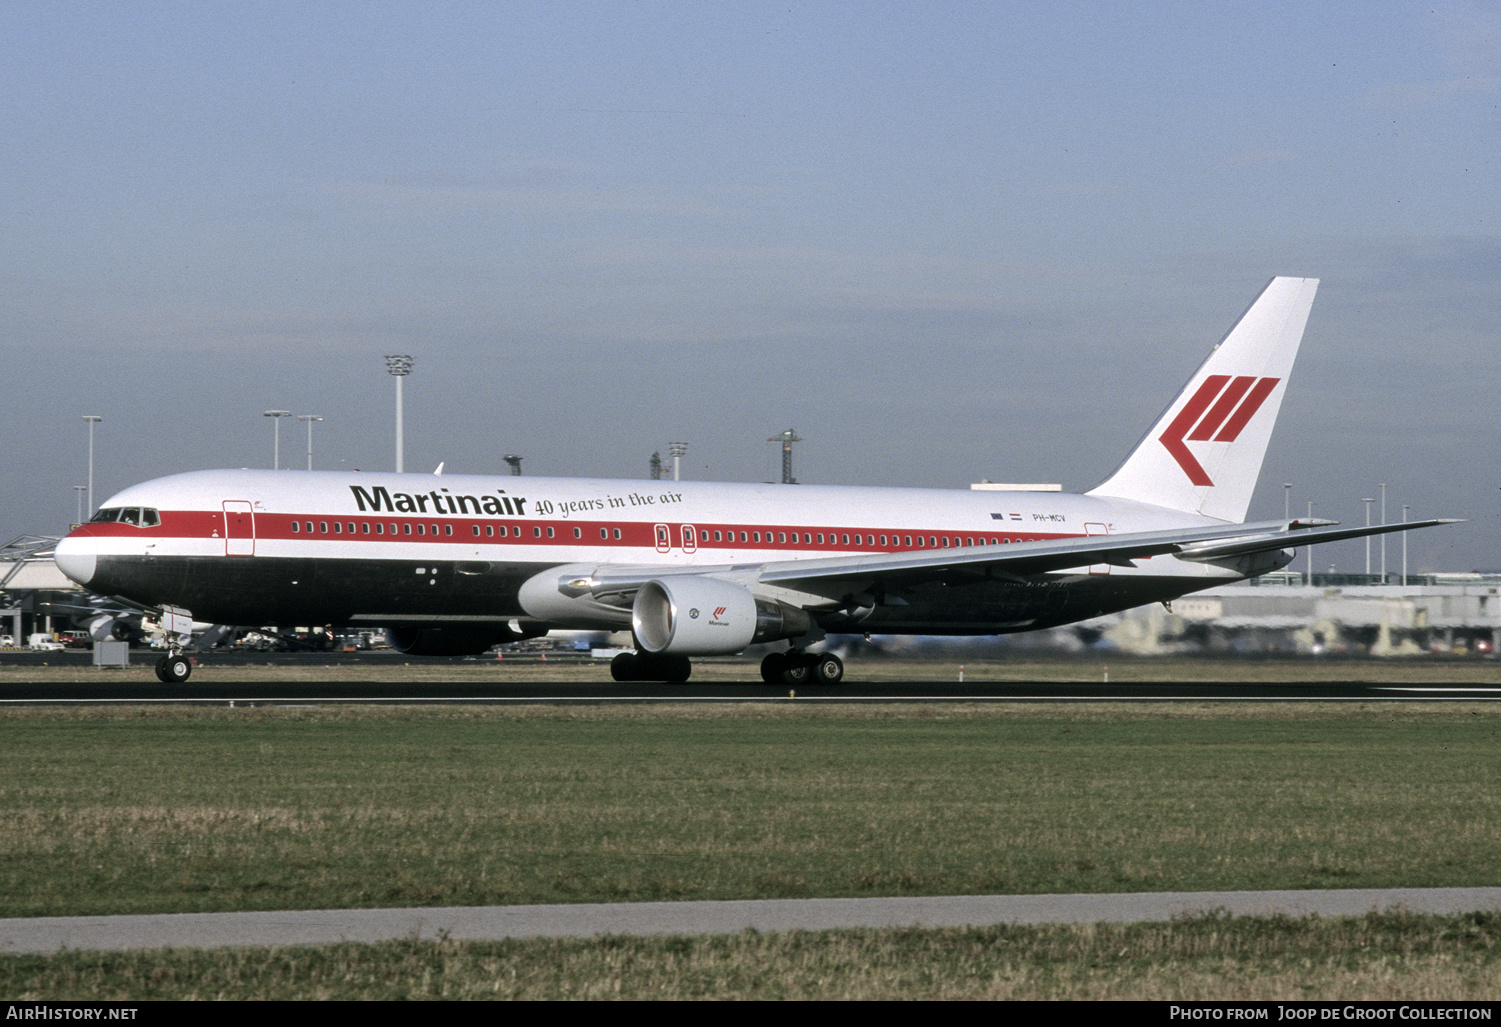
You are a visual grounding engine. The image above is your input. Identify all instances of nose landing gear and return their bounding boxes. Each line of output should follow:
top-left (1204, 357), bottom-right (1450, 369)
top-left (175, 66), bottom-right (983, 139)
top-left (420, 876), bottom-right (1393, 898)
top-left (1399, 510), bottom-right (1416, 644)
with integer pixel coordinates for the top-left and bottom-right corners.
top-left (155, 651), bottom-right (192, 684)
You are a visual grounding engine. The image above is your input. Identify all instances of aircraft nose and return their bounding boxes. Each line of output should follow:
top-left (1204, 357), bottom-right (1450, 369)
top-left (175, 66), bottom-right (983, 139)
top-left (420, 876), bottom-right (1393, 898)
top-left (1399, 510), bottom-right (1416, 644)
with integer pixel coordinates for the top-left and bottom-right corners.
top-left (54, 536), bottom-right (97, 587)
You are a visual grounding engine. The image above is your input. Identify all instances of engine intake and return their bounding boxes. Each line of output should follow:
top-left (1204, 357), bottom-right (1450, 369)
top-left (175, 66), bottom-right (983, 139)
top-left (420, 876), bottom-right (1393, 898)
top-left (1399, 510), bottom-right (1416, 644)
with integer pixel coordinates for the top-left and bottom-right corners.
top-left (632, 577), bottom-right (810, 656)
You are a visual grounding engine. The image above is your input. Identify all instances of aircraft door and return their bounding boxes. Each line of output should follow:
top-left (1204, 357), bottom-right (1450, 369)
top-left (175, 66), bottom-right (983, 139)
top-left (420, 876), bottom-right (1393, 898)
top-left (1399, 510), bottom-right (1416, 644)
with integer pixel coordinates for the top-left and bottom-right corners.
top-left (681, 524), bottom-right (697, 553)
top-left (223, 501), bottom-right (255, 557)
top-left (654, 523), bottom-right (671, 553)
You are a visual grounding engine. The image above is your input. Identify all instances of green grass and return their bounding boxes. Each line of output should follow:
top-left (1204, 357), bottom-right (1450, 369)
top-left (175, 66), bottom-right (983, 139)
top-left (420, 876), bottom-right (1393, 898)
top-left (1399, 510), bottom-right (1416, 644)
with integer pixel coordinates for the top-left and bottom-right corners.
top-left (5, 912), bottom-right (1500, 1000)
top-left (3, 703), bottom-right (1500, 919)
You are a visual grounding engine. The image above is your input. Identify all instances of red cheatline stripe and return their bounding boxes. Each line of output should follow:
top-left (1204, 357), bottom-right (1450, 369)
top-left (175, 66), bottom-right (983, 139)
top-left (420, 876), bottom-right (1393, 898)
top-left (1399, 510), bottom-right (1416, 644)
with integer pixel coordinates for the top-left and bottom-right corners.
top-left (1212, 376), bottom-right (1280, 442)
top-left (1187, 375), bottom-right (1256, 441)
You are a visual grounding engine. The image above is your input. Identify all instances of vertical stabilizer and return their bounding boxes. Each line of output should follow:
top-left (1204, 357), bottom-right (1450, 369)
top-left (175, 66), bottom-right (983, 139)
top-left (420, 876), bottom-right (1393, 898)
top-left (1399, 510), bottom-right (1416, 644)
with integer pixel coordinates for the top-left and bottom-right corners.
top-left (1087, 276), bottom-right (1318, 523)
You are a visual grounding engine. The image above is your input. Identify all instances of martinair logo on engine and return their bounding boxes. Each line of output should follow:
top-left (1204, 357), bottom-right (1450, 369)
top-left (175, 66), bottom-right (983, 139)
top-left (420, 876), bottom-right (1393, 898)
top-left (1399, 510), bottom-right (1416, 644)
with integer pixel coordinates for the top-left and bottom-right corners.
top-left (349, 485), bottom-right (526, 516)
top-left (1159, 374), bottom-right (1280, 486)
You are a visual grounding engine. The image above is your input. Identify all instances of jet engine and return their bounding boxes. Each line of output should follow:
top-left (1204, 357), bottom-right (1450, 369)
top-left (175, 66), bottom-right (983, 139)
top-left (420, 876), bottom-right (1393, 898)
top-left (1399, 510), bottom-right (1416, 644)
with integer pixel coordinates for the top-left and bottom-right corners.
top-left (631, 577), bottom-right (810, 656)
top-left (385, 623), bottom-right (539, 657)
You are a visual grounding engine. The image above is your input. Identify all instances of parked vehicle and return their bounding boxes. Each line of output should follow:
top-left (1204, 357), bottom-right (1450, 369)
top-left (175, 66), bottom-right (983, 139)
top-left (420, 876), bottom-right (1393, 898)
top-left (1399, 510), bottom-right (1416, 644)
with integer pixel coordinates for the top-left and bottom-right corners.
top-left (28, 634), bottom-right (64, 651)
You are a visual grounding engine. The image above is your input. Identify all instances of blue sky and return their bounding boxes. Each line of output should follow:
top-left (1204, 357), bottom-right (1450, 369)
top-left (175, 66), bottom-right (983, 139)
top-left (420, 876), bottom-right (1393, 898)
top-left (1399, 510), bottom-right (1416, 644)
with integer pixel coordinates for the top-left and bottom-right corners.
top-left (3, 1), bottom-right (1497, 572)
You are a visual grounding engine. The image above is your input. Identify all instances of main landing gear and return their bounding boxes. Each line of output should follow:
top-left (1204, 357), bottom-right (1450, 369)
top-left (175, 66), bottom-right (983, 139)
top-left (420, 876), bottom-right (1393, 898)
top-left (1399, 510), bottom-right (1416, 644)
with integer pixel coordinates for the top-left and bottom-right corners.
top-left (155, 651), bottom-right (192, 684)
top-left (607, 649), bottom-right (846, 686)
top-left (760, 650), bottom-right (843, 686)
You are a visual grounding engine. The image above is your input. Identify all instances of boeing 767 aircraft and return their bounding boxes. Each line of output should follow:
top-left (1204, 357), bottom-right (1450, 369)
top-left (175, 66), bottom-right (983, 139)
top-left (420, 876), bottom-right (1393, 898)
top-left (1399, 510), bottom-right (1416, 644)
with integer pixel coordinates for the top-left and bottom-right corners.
top-left (54, 277), bottom-right (1454, 684)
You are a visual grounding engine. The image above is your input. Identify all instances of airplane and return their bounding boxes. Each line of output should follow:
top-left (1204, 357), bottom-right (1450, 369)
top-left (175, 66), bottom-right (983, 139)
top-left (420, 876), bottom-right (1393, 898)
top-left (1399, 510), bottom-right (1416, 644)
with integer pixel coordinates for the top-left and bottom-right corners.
top-left (53, 276), bottom-right (1455, 685)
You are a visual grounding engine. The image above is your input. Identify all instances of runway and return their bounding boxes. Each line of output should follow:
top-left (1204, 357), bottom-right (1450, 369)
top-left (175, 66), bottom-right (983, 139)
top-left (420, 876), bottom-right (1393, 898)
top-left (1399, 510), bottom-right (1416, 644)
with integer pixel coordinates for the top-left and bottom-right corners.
top-left (3, 679), bottom-right (1501, 703)
top-left (5, 888), bottom-right (1501, 954)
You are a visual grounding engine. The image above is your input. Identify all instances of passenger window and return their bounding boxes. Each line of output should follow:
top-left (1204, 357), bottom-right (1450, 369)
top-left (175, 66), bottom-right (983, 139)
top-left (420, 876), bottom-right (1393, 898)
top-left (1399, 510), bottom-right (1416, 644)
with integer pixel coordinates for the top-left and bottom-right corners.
top-left (403, 523), bottom-right (412, 535)
top-left (547, 527), bottom-right (555, 538)
top-left (292, 521), bottom-right (300, 533)
top-left (533, 526), bottom-right (541, 538)
top-left (416, 524), bottom-right (424, 535)
top-left (320, 522), bottom-right (328, 533)
top-left (362, 523), bottom-right (370, 534)
top-left (612, 528), bottom-right (621, 540)
top-left (334, 523), bottom-right (342, 534)
top-left (573, 527), bottom-right (582, 539)
top-left (445, 525), bottom-right (453, 536)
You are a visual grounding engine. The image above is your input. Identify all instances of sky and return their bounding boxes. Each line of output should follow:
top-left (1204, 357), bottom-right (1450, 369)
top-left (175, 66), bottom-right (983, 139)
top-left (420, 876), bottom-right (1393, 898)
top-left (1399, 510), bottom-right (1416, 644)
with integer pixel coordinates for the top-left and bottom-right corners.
top-left (2, 0), bottom-right (1498, 574)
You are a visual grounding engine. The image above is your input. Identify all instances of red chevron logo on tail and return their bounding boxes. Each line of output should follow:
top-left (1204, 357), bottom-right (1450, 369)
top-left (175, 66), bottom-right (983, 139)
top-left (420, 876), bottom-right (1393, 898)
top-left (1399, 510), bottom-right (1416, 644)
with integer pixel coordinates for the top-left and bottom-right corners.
top-left (1159, 375), bottom-right (1281, 486)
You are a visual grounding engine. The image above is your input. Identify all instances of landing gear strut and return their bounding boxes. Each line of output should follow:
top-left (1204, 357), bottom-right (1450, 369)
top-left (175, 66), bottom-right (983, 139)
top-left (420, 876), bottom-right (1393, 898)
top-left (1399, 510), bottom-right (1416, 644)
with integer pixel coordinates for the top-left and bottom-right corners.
top-left (155, 651), bottom-right (192, 684)
top-left (761, 650), bottom-right (843, 686)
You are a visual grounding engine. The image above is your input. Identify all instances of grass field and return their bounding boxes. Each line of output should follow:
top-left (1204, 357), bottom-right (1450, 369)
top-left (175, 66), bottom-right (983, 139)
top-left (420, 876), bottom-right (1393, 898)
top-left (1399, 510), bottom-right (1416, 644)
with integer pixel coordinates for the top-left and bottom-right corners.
top-left (5, 699), bottom-right (1500, 1000)
top-left (5, 912), bottom-right (1501, 1000)
top-left (3, 702), bottom-right (1500, 919)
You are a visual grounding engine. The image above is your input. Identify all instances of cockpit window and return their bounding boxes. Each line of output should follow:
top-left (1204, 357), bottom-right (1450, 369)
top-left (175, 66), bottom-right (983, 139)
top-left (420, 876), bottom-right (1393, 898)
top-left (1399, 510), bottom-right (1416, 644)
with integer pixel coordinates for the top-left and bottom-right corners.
top-left (88, 507), bottom-right (159, 527)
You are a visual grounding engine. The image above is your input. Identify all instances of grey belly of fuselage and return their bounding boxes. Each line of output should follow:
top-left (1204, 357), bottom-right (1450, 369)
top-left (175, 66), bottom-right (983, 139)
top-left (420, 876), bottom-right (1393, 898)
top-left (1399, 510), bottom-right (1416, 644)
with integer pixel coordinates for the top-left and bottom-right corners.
top-left (87, 555), bottom-right (1228, 635)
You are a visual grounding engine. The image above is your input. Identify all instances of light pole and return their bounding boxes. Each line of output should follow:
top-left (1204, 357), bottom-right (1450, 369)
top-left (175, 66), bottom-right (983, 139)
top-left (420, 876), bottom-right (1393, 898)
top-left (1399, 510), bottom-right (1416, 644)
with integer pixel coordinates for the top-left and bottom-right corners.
top-left (82, 416), bottom-right (102, 517)
top-left (669, 441), bottom-right (688, 482)
top-left (1361, 497), bottom-right (1374, 577)
top-left (298, 415), bottom-right (323, 471)
top-left (1401, 504), bottom-right (1410, 587)
top-left (385, 355), bottom-right (413, 473)
top-left (1379, 483), bottom-right (1388, 584)
top-left (1282, 483), bottom-right (1292, 523)
top-left (263, 411), bottom-right (291, 469)
top-left (72, 485), bottom-right (86, 526)
top-left (1306, 500), bottom-right (1315, 585)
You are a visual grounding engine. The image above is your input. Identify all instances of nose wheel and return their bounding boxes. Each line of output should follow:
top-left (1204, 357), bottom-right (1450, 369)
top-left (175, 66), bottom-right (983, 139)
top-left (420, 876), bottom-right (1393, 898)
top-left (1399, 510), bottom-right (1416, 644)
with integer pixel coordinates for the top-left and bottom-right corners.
top-left (155, 653), bottom-right (192, 684)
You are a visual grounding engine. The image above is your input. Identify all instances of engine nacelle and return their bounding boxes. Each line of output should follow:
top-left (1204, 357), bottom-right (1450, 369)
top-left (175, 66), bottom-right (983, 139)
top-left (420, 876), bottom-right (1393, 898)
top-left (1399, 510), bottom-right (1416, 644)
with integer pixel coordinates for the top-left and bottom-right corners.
top-left (385, 623), bottom-right (538, 656)
top-left (632, 577), bottom-right (811, 656)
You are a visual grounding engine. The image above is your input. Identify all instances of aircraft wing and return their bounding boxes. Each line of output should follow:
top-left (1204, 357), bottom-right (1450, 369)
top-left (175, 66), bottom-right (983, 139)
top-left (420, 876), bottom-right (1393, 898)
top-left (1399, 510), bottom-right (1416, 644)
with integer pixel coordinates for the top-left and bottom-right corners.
top-left (576, 518), bottom-right (1459, 607)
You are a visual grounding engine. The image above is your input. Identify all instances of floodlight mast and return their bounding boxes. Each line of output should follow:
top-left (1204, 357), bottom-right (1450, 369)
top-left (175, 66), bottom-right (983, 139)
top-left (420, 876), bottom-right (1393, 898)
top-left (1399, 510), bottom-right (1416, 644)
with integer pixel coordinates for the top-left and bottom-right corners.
top-left (768, 428), bottom-right (802, 484)
top-left (82, 416), bottom-right (103, 516)
top-left (668, 441), bottom-right (688, 482)
top-left (298, 415), bottom-right (323, 471)
top-left (263, 411), bottom-right (291, 469)
top-left (385, 355), bottom-right (413, 473)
